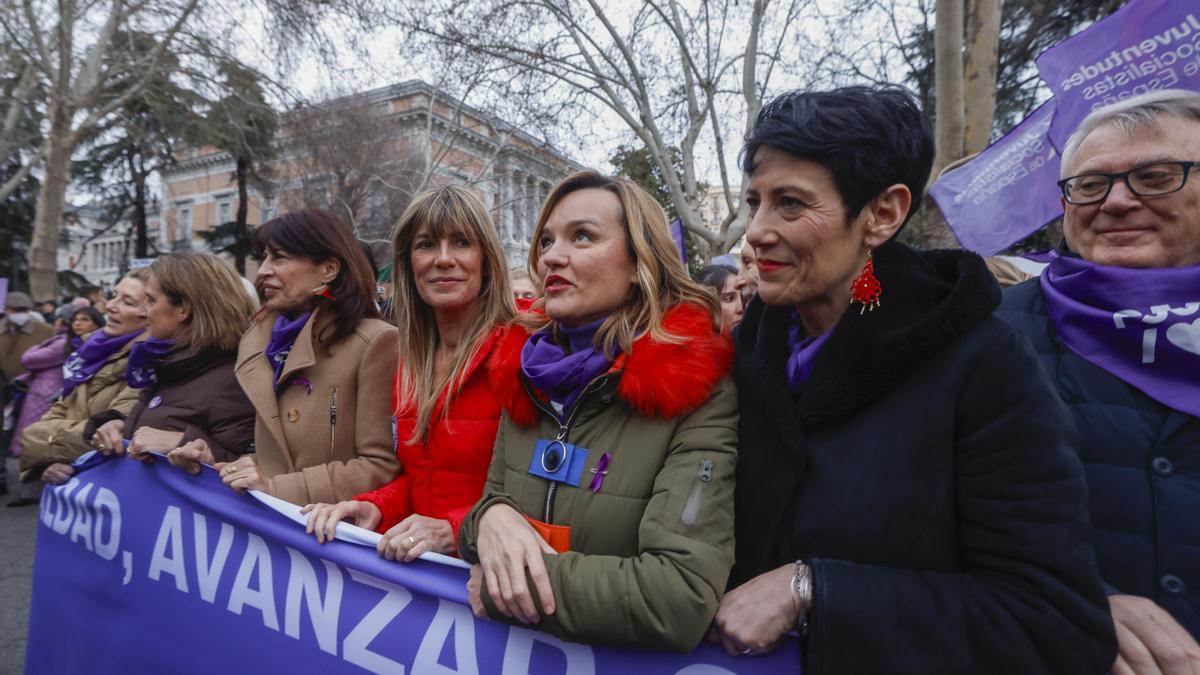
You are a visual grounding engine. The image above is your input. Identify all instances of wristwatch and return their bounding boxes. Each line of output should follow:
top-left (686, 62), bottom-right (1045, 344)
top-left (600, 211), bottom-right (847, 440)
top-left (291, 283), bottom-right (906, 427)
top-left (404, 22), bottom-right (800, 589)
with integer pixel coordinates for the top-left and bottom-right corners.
top-left (792, 560), bottom-right (813, 634)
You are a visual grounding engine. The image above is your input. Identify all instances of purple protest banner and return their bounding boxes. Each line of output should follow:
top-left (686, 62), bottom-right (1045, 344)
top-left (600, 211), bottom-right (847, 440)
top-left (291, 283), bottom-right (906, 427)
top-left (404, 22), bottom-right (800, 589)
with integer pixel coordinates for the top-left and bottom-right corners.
top-left (1037, 0), bottom-right (1200, 149)
top-left (668, 218), bottom-right (689, 267)
top-left (0, 278), bottom-right (8, 306)
top-left (27, 453), bottom-right (802, 674)
top-left (928, 101), bottom-right (1063, 255)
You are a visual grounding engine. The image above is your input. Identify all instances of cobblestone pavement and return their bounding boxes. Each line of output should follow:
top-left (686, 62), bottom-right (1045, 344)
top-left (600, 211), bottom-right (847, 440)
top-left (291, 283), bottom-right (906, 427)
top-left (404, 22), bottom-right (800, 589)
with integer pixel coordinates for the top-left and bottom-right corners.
top-left (1, 458), bottom-right (37, 675)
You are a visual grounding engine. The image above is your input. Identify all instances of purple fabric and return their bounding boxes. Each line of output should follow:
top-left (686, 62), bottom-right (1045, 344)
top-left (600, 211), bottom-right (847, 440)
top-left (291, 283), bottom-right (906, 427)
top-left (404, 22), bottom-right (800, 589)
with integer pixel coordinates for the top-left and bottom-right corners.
top-left (521, 318), bottom-right (614, 415)
top-left (1036, 0), bottom-right (1200, 149)
top-left (69, 334), bottom-right (84, 353)
top-left (8, 333), bottom-right (69, 456)
top-left (126, 337), bottom-right (176, 389)
top-left (61, 329), bottom-right (143, 397)
top-left (785, 315), bottom-right (832, 393)
top-left (1040, 251), bottom-right (1200, 417)
top-left (928, 100), bottom-right (1063, 255)
top-left (668, 218), bottom-right (688, 267)
top-left (266, 312), bottom-right (311, 388)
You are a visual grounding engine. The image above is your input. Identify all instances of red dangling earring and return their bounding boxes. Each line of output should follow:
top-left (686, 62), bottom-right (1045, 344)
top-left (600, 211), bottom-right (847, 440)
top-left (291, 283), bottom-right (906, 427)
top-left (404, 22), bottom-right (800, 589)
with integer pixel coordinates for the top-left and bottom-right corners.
top-left (850, 250), bottom-right (882, 314)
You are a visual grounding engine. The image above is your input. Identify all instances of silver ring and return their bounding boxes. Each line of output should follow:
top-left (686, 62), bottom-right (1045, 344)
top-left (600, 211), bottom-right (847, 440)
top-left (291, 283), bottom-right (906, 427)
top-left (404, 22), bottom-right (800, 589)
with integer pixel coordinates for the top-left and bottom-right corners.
top-left (403, 536), bottom-right (416, 547)
top-left (740, 647), bottom-right (752, 655)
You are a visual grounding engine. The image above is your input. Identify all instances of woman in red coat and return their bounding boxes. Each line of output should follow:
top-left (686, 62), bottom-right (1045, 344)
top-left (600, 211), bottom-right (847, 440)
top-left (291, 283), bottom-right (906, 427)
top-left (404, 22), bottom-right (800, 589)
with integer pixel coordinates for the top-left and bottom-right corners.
top-left (302, 185), bottom-right (516, 561)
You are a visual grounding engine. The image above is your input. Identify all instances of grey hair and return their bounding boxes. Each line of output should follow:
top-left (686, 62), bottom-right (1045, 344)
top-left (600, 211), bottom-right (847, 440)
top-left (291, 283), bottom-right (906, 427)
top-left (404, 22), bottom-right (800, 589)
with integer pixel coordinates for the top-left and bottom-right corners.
top-left (1060, 89), bottom-right (1200, 176)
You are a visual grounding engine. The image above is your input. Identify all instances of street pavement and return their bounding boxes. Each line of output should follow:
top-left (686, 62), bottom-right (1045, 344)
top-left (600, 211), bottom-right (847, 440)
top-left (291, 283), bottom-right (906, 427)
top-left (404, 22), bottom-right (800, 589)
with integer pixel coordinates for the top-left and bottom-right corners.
top-left (1, 458), bottom-right (36, 675)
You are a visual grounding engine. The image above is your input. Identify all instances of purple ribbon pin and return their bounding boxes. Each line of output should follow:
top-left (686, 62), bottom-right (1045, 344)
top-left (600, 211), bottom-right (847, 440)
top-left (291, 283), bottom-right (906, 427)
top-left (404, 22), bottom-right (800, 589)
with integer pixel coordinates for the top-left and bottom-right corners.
top-left (588, 452), bottom-right (611, 492)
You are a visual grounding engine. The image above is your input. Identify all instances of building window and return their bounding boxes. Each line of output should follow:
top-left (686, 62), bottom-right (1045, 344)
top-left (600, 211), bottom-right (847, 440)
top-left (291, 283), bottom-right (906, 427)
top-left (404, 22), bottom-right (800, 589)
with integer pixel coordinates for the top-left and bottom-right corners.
top-left (260, 196), bottom-right (276, 224)
top-left (218, 199), bottom-right (233, 225)
top-left (176, 202), bottom-right (193, 243)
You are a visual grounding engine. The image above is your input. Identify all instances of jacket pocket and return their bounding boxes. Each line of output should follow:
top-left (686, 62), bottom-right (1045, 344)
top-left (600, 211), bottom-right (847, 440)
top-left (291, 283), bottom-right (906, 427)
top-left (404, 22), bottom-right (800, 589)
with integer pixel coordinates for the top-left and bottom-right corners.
top-left (680, 458), bottom-right (713, 526)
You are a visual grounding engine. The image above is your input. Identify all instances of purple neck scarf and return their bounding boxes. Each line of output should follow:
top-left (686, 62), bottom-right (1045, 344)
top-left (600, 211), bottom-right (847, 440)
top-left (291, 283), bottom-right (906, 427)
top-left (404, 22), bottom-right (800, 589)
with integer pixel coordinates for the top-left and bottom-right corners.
top-left (61, 329), bottom-right (143, 397)
top-left (126, 337), bottom-right (176, 389)
top-left (786, 314), bottom-right (832, 393)
top-left (266, 312), bottom-right (311, 388)
top-left (521, 319), bottom-right (615, 416)
top-left (1041, 251), bottom-right (1200, 417)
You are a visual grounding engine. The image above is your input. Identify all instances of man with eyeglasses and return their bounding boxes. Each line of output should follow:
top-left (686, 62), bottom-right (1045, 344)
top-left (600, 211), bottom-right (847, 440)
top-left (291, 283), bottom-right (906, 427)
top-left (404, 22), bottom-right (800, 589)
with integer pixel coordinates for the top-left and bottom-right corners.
top-left (1000, 89), bottom-right (1200, 675)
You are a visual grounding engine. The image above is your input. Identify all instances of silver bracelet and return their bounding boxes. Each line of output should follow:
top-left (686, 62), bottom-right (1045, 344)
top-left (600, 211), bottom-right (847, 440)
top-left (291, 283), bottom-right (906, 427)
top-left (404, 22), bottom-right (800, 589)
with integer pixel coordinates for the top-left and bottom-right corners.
top-left (792, 560), bottom-right (812, 633)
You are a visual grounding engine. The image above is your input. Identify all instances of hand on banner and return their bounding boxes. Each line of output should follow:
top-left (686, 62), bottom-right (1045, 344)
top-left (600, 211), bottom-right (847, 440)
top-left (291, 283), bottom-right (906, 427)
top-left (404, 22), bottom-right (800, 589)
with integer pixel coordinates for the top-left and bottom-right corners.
top-left (167, 439), bottom-right (216, 475)
top-left (215, 456), bottom-right (273, 494)
top-left (41, 462), bottom-right (75, 485)
top-left (301, 500), bottom-right (382, 544)
top-left (127, 427), bottom-right (184, 462)
top-left (1109, 595), bottom-right (1200, 675)
top-left (476, 504), bottom-right (557, 624)
top-left (93, 420), bottom-right (126, 455)
top-left (710, 563), bottom-right (798, 657)
top-left (378, 514), bottom-right (455, 562)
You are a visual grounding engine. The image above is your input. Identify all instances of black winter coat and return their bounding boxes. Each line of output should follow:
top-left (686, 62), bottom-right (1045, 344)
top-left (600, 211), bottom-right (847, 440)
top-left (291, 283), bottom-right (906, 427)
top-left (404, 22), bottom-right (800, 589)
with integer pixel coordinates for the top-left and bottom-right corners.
top-left (732, 242), bottom-right (1116, 675)
top-left (1000, 279), bottom-right (1199, 638)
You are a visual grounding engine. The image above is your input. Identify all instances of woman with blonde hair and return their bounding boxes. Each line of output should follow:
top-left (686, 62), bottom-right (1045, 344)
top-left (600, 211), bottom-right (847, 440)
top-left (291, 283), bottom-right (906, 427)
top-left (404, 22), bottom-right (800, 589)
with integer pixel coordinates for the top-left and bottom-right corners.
top-left (302, 185), bottom-right (516, 562)
top-left (91, 251), bottom-right (257, 463)
top-left (458, 171), bottom-right (738, 652)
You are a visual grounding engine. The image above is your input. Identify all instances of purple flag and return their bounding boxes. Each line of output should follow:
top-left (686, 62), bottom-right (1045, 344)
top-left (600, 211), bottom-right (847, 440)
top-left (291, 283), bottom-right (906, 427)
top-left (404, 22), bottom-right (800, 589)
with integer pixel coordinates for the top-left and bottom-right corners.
top-left (668, 218), bottom-right (688, 267)
top-left (928, 101), bottom-right (1064, 255)
top-left (1037, 0), bottom-right (1200, 150)
top-left (27, 454), bottom-right (803, 674)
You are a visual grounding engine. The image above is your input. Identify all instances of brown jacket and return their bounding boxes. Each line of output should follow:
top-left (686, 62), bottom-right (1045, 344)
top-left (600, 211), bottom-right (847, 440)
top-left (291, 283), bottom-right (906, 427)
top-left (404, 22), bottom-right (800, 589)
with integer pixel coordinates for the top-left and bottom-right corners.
top-left (236, 309), bottom-right (399, 505)
top-left (1, 319), bottom-right (53, 381)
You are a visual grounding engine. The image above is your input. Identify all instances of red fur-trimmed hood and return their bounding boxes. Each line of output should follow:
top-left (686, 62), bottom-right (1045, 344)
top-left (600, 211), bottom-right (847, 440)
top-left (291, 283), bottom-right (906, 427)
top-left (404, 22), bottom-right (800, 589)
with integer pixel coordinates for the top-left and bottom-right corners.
top-left (486, 302), bottom-right (733, 427)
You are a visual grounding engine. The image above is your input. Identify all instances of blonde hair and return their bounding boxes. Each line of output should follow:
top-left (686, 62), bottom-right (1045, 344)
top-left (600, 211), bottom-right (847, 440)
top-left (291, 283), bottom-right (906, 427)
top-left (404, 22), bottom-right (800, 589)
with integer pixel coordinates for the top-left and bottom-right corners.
top-left (391, 185), bottom-right (515, 443)
top-left (522, 171), bottom-right (719, 355)
top-left (150, 251), bottom-right (257, 353)
top-left (984, 256), bottom-right (1031, 288)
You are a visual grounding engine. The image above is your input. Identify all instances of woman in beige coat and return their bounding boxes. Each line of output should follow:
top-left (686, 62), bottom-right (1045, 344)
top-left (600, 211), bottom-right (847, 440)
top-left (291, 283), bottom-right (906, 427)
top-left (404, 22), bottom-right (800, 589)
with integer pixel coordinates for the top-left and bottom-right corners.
top-left (174, 209), bottom-right (399, 505)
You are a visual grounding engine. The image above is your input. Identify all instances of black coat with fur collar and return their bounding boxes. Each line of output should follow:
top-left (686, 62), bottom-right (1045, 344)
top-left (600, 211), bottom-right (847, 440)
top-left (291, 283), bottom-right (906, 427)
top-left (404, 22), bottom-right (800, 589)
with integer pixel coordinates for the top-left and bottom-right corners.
top-left (732, 242), bottom-right (1116, 675)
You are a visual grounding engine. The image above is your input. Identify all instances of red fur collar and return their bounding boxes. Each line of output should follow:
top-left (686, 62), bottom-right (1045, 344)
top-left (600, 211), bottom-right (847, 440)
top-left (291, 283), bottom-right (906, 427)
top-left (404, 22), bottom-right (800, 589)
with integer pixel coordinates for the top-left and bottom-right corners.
top-left (486, 302), bottom-right (732, 427)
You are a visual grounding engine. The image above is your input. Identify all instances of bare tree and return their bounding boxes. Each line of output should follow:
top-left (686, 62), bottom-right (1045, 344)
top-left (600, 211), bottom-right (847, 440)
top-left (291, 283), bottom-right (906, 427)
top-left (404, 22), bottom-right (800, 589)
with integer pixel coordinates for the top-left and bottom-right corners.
top-left (963, 0), bottom-right (1002, 155)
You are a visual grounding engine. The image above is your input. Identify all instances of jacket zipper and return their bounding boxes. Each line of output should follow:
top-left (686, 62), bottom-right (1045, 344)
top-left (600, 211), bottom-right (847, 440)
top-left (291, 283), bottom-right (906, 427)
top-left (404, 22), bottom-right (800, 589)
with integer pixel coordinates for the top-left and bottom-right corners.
top-left (329, 388), bottom-right (338, 457)
top-left (681, 458), bottom-right (713, 526)
top-left (525, 376), bottom-right (610, 523)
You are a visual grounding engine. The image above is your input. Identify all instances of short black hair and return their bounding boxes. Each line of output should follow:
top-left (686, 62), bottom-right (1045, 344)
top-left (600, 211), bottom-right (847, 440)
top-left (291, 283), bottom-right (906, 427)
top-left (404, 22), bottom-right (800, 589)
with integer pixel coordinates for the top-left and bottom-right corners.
top-left (741, 85), bottom-right (933, 228)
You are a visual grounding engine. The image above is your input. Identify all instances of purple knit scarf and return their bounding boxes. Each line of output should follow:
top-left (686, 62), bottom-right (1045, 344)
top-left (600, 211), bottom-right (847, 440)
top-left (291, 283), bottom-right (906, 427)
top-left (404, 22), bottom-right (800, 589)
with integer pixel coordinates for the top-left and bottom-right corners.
top-left (61, 329), bottom-right (143, 397)
top-left (126, 337), bottom-right (177, 389)
top-left (1041, 251), bottom-right (1200, 417)
top-left (521, 318), bottom-right (615, 416)
top-left (265, 312), bottom-right (311, 388)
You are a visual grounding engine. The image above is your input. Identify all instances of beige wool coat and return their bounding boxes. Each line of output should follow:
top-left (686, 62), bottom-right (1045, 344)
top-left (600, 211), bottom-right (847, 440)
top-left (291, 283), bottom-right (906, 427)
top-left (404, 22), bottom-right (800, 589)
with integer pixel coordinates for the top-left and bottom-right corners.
top-left (236, 309), bottom-right (400, 505)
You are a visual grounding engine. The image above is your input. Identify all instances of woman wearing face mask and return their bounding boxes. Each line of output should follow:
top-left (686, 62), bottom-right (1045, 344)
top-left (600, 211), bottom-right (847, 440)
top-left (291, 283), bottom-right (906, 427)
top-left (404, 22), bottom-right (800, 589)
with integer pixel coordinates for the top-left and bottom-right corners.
top-left (458, 171), bottom-right (738, 652)
top-left (172, 209), bottom-right (399, 505)
top-left (19, 270), bottom-right (151, 485)
top-left (302, 186), bottom-right (515, 562)
top-left (86, 252), bottom-right (256, 468)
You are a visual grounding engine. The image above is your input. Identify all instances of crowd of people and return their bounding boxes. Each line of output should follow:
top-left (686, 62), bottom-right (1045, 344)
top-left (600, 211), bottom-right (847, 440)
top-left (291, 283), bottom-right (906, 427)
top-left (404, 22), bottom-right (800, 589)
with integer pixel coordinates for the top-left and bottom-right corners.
top-left (1, 84), bottom-right (1197, 674)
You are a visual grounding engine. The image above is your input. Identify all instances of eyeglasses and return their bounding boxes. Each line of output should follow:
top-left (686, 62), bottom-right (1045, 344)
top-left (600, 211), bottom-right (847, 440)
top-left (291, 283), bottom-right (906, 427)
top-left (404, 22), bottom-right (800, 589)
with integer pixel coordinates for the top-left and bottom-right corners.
top-left (1058, 161), bottom-right (1199, 205)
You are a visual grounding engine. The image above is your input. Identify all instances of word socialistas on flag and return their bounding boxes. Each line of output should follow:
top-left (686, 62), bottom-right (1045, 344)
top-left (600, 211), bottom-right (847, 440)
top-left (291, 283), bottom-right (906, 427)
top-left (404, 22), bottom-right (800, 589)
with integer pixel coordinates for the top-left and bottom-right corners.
top-left (26, 453), bottom-right (802, 674)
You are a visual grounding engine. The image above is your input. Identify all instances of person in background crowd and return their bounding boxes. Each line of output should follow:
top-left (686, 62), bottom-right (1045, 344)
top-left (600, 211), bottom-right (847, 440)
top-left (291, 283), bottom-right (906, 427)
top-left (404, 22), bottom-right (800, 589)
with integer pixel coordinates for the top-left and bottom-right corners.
top-left (37, 301), bottom-right (56, 323)
top-left (19, 269), bottom-right (150, 486)
top-left (695, 264), bottom-right (745, 332)
top-left (77, 284), bottom-right (104, 308)
top-left (510, 267), bottom-right (539, 301)
top-left (984, 256), bottom-right (1032, 288)
top-left (302, 186), bottom-right (515, 562)
top-left (999, 89), bottom-right (1200, 672)
top-left (459, 171), bottom-right (738, 652)
top-left (1, 291), bottom-right (55, 495)
top-left (735, 243), bottom-right (759, 308)
top-left (5, 306), bottom-right (104, 507)
top-left (173, 209), bottom-right (399, 505)
top-left (88, 252), bottom-right (256, 469)
top-left (715, 86), bottom-right (1115, 674)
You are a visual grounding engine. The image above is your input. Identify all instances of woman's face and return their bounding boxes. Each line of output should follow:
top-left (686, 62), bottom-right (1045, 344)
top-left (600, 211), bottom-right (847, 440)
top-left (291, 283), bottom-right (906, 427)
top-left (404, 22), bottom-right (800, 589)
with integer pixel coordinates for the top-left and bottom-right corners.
top-left (744, 146), bottom-right (867, 310)
top-left (536, 188), bottom-right (638, 328)
top-left (256, 248), bottom-right (339, 315)
top-left (70, 312), bottom-right (99, 337)
top-left (410, 224), bottom-right (484, 314)
top-left (718, 273), bottom-right (744, 332)
top-left (144, 273), bottom-right (189, 341)
top-left (103, 277), bottom-right (149, 337)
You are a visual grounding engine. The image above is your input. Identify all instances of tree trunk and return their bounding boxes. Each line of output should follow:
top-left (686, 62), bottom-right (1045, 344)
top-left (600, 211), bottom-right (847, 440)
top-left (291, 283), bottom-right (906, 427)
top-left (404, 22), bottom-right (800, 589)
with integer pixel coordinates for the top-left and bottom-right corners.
top-left (129, 145), bottom-right (149, 258)
top-left (923, 0), bottom-right (966, 249)
top-left (963, 0), bottom-right (1002, 154)
top-left (233, 156), bottom-right (249, 275)
top-left (28, 108), bottom-right (74, 300)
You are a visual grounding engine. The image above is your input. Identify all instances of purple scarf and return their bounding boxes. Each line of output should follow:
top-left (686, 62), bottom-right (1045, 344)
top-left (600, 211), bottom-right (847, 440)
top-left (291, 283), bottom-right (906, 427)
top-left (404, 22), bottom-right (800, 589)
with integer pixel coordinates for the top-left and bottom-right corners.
top-left (126, 338), bottom-right (176, 389)
top-left (521, 319), bottom-right (615, 416)
top-left (1041, 251), bottom-right (1200, 417)
top-left (266, 312), bottom-right (311, 388)
top-left (69, 334), bottom-right (85, 353)
top-left (61, 329), bottom-right (143, 397)
top-left (786, 314), bottom-right (832, 393)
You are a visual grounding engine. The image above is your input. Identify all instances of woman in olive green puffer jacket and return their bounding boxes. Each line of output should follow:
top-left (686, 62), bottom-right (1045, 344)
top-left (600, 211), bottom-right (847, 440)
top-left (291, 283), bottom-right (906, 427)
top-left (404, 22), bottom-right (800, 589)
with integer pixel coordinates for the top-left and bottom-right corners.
top-left (458, 171), bottom-right (738, 653)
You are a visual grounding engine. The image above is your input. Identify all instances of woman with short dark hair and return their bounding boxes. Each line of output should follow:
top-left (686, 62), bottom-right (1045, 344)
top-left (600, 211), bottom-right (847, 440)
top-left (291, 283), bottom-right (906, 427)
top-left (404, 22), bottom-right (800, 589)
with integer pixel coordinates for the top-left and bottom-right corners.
top-left (711, 86), bottom-right (1116, 673)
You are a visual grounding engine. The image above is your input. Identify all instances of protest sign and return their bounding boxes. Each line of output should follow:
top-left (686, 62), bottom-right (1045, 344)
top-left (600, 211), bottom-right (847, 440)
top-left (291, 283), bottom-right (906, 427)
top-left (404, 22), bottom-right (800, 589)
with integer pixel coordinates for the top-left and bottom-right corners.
top-left (928, 101), bottom-right (1063, 255)
top-left (1037, 0), bottom-right (1200, 149)
top-left (27, 454), bottom-right (801, 674)
top-left (668, 218), bottom-right (689, 267)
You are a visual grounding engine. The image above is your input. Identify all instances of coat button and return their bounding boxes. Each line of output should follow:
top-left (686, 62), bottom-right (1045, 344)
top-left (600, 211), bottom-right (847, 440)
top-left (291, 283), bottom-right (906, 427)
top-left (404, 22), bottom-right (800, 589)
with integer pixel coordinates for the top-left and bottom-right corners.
top-left (1160, 575), bottom-right (1185, 596)
top-left (1151, 457), bottom-right (1174, 477)
top-left (286, 409), bottom-right (300, 423)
